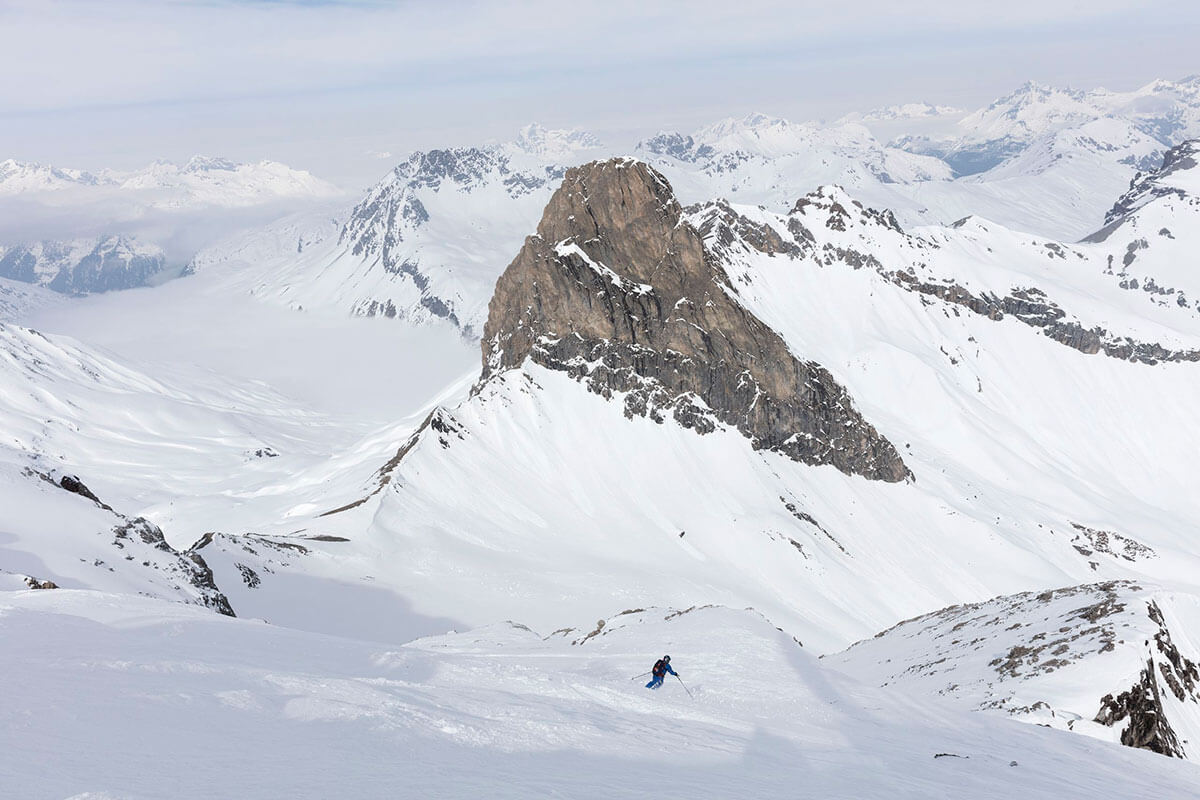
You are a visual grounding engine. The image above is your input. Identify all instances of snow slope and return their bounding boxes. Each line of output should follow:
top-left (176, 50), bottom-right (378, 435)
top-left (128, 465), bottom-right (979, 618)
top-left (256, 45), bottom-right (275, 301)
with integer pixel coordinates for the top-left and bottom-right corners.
top-left (0, 275), bottom-right (58, 321)
top-left (829, 581), bottom-right (1200, 759)
top-left (4, 590), bottom-right (1197, 799)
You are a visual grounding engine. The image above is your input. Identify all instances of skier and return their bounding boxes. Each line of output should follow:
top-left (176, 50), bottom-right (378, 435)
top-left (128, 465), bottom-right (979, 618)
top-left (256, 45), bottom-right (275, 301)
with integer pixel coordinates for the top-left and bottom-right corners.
top-left (645, 655), bottom-right (678, 690)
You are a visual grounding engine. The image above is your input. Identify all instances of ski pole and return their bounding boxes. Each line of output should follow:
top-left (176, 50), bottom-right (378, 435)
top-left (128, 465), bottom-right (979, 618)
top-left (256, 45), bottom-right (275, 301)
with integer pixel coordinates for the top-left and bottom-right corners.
top-left (630, 671), bottom-right (652, 681)
top-left (675, 674), bottom-right (694, 698)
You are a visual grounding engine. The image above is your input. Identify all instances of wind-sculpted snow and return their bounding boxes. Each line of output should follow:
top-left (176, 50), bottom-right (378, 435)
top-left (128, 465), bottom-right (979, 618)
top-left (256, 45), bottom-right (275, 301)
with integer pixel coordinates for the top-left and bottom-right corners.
top-left (6, 591), bottom-right (1200, 799)
top-left (830, 582), bottom-right (1200, 760)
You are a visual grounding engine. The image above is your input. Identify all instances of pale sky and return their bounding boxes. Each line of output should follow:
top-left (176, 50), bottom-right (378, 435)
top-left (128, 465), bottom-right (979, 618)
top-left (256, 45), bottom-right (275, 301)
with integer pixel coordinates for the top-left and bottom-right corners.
top-left (2, 0), bottom-right (1198, 189)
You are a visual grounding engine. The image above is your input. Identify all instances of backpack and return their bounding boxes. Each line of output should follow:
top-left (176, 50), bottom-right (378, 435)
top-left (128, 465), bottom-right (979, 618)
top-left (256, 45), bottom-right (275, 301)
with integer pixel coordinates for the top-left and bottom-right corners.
top-left (652, 659), bottom-right (667, 677)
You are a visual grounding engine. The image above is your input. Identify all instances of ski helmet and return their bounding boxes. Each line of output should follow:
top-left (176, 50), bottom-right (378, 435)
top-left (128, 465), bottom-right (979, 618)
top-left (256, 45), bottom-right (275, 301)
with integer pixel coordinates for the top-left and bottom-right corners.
top-left (663, 655), bottom-right (671, 661)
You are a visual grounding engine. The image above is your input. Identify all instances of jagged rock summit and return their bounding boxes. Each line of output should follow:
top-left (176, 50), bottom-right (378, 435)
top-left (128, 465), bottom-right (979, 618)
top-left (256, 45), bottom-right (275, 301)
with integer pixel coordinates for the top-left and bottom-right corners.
top-left (482, 158), bottom-right (910, 482)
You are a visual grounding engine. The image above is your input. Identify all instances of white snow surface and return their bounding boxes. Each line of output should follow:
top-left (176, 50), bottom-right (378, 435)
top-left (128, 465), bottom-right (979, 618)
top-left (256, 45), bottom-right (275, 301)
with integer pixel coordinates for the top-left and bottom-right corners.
top-left (3, 590), bottom-right (1198, 799)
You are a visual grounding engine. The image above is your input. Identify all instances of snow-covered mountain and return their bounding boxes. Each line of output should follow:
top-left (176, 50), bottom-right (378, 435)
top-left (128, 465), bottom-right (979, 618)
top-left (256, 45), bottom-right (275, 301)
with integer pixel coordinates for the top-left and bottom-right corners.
top-left (143, 151), bottom-right (1200, 667)
top-left (7, 115), bottom-right (1200, 794)
top-left (900, 76), bottom-right (1200, 176)
top-left (189, 125), bottom-right (604, 334)
top-left (114, 153), bottom-right (1200, 778)
top-left (0, 155), bottom-right (344, 297)
top-left (638, 112), bottom-right (953, 209)
top-left (839, 102), bottom-right (963, 125)
top-left (0, 157), bottom-right (103, 192)
top-left (0, 234), bottom-right (166, 294)
top-left (0, 154), bottom-right (341, 208)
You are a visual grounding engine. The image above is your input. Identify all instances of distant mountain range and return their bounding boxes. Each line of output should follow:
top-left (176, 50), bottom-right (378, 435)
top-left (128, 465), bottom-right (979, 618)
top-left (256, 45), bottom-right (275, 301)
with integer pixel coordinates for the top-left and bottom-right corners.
top-left (0, 154), bottom-right (341, 207)
top-left (9, 76), bottom-right (1200, 304)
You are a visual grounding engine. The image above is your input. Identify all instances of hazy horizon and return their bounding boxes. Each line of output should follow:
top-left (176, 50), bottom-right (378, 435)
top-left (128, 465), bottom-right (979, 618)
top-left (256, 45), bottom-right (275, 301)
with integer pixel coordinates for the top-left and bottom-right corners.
top-left (3, 0), bottom-right (1198, 189)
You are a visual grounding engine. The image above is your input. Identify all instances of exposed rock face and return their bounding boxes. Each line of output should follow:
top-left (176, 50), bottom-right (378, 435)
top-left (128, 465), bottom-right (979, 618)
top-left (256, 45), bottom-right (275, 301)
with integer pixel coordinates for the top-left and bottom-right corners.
top-left (482, 158), bottom-right (910, 482)
top-left (1094, 600), bottom-right (1200, 758)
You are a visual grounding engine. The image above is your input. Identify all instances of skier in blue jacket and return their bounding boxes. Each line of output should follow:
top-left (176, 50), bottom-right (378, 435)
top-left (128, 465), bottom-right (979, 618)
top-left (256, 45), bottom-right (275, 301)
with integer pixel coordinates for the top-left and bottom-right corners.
top-left (645, 655), bottom-right (677, 689)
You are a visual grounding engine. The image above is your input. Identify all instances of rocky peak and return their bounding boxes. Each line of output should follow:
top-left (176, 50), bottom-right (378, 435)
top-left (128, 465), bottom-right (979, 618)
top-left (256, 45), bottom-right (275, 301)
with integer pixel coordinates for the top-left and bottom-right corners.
top-left (482, 158), bottom-right (911, 483)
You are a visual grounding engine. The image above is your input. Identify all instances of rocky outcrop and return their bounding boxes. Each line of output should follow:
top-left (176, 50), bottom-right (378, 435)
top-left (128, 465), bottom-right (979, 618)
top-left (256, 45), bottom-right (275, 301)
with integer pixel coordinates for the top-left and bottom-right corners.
top-left (22, 466), bottom-right (235, 616)
top-left (1094, 600), bottom-right (1200, 758)
top-left (695, 191), bottom-right (1200, 366)
top-left (1100, 140), bottom-right (1199, 230)
top-left (885, 273), bottom-right (1200, 365)
top-left (832, 581), bottom-right (1200, 762)
top-left (113, 518), bottom-right (235, 617)
top-left (482, 158), bottom-right (910, 483)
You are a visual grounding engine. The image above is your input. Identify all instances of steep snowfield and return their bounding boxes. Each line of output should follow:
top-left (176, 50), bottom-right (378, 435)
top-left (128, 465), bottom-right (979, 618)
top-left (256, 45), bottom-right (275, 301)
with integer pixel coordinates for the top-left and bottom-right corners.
top-left (4, 590), bottom-right (1198, 799)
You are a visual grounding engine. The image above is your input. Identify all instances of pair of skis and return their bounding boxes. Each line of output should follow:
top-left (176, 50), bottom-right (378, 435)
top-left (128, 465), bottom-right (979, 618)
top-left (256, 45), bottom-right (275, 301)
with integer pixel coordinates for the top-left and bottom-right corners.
top-left (630, 671), bottom-right (694, 698)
